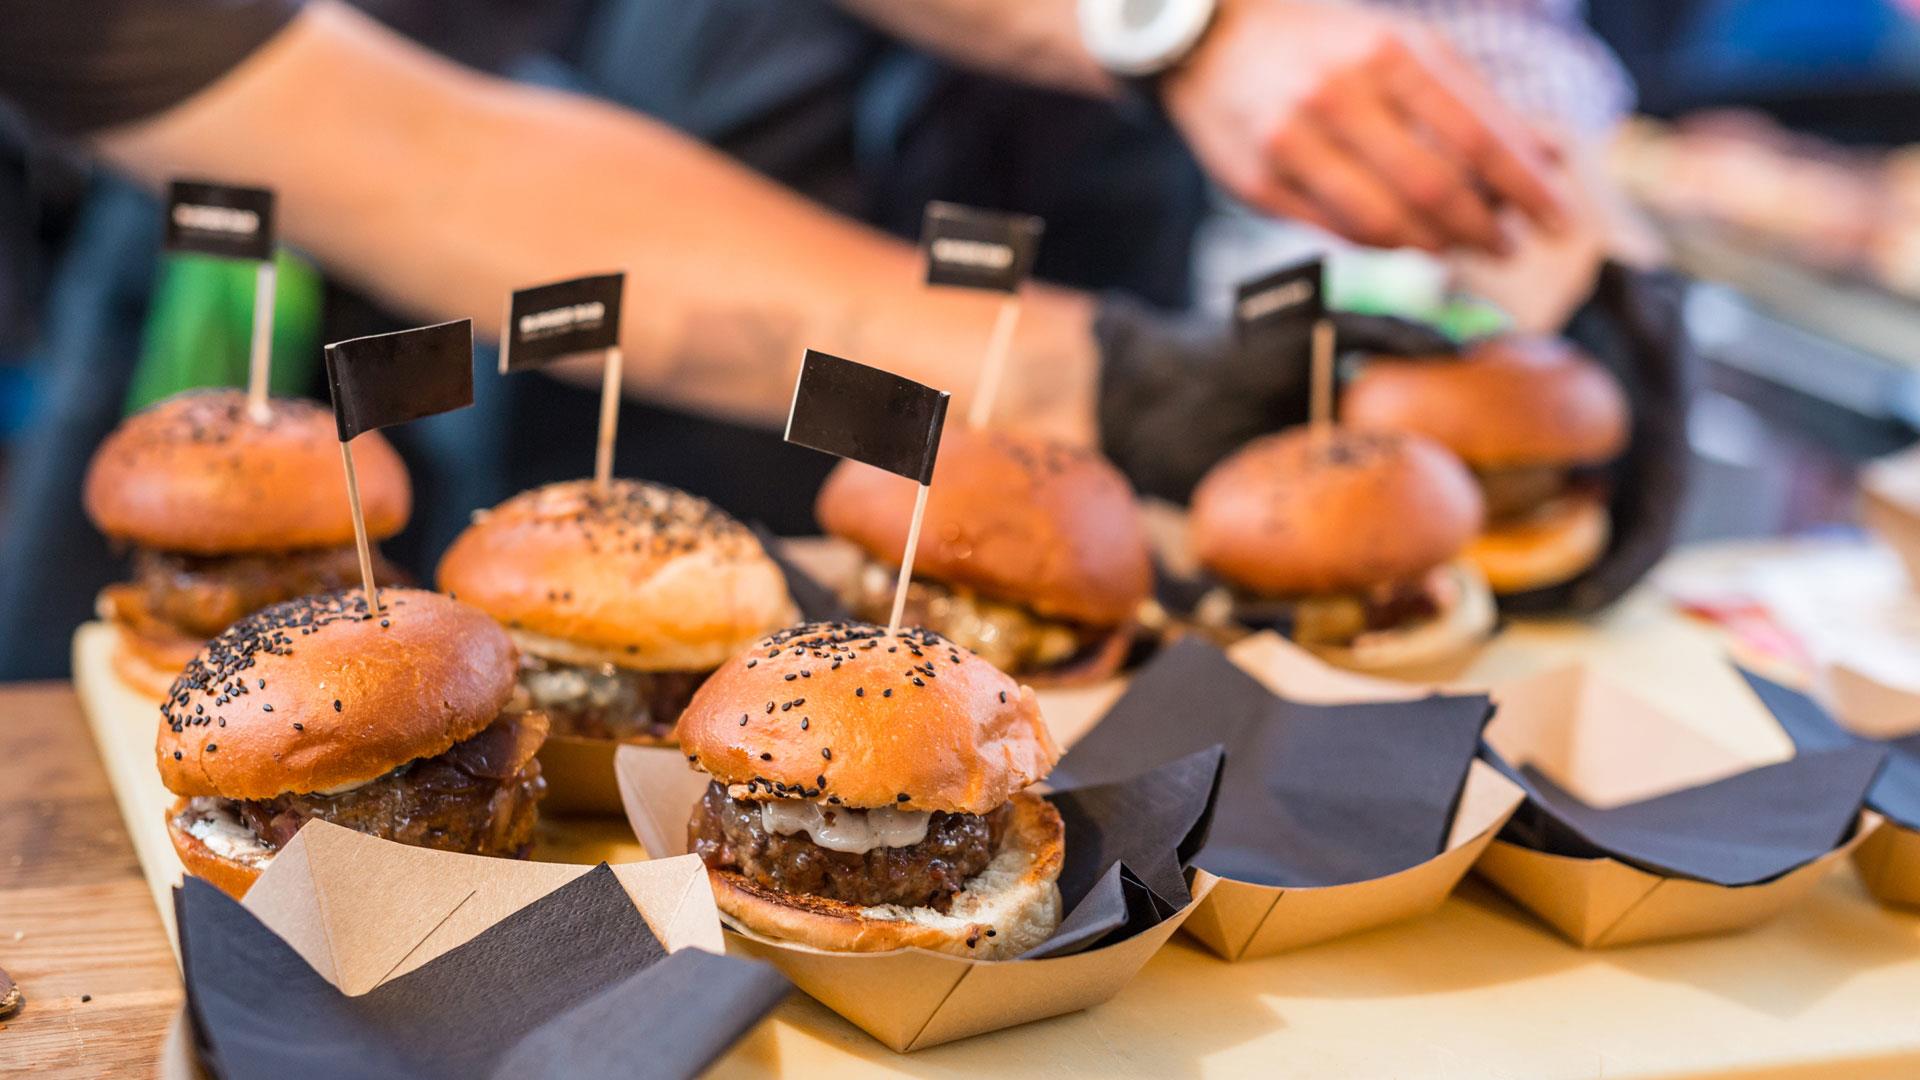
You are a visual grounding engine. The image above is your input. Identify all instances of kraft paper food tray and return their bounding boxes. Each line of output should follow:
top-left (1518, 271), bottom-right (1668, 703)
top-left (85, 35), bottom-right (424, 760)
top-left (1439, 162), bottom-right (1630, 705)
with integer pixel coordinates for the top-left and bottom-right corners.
top-left (161, 820), bottom-right (728, 1079)
top-left (615, 745), bottom-right (1208, 1052)
top-left (1476, 663), bottom-right (1879, 947)
top-left (1169, 634), bottom-right (1525, 961)
top-left (1796, 662), bottom-right (1920, 908)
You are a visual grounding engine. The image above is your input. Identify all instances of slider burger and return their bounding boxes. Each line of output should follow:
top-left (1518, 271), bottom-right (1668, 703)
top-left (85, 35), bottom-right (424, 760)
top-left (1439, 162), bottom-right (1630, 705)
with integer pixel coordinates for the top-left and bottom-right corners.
top-left (1189, 427), bottom-right (1495, 671)
top-left (159, 588), bottom-right (547, 898)
top-left (814, 427), bottom-right (1151, 684)
top-left (437, 480), bottom-right (795, 744)
top-left (678, 620), bottom-right (1065, 959)
top-left (84, 390), bottom-right (409, 697)
top-left (1343, 335), bottom-right (1630, 593)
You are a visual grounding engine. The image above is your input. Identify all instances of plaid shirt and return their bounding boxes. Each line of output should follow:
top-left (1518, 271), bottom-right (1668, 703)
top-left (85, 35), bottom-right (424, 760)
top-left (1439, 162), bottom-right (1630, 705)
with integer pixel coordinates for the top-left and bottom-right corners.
top-left (1377, 0), bottom-right (1635, 133)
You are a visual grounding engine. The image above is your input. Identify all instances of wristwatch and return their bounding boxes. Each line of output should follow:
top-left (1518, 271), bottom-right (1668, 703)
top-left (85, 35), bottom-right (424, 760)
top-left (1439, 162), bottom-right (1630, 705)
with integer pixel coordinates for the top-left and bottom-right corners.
top-left (1077, 0), bottom-right (1220, 81)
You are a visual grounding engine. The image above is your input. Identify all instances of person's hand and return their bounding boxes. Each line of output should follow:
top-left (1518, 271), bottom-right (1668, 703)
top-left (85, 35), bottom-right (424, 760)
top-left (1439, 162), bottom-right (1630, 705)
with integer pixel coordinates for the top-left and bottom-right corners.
top-left (1159, 0), bottom-right (1569, 255)
top-left (1094, 294), bottom-right (1455, 500)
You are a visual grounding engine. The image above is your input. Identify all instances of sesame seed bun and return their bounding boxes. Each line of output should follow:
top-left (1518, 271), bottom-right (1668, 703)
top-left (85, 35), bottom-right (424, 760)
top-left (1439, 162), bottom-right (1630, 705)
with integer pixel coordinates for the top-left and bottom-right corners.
top-left (166, 798), bottom-right (264, 899)
top-left (84, 389), bottom-right (409, 554)
top-left (815, 428), bottom-right (1152, 627)
top-left (1342, 336), bottom-right (1630, 469)
top-left (709, 791), bottom-right (1064, 959)
top-left (675, 622), bottom-right (1060, 815)
top-left (437, 480), bottom-right (796, 672)
top-left (156, 589), bottom-right (517, 800)
top-left (1189, 427), bottom-right (1486, 597)
top-left (1464, 493), bottom-right (1611, 594)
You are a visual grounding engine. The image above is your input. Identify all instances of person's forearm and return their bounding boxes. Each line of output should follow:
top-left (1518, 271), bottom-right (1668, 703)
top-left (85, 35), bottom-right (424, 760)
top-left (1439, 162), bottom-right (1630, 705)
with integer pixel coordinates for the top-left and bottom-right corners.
top-left (95, 2), bottom-right (1100, 443)
top-left (835, 0), bottom-right (1114, 96)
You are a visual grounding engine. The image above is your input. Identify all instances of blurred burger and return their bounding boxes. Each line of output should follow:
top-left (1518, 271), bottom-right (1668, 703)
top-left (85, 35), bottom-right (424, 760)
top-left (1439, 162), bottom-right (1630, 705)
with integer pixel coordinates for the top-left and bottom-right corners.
top-left (815, 427), bottom-right (1150, 685)
top-left (84, 390), bottom-right (410, 697)
top-left (159, 588), bottom-right (547, 899)
top-left (437, 479), bottom-right (794, 745)
top-left (1343, 336), bottom-right (1630, 594)
top-left (1189, 427), bottom-right (1494, 672)
top-left (679, 620), bottom-right (1064, 959)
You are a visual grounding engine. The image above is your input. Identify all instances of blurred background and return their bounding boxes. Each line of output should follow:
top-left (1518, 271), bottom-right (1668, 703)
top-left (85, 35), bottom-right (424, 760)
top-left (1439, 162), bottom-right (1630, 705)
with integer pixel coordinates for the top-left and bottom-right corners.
top-left (5, 0), bottom-right (1920, 678)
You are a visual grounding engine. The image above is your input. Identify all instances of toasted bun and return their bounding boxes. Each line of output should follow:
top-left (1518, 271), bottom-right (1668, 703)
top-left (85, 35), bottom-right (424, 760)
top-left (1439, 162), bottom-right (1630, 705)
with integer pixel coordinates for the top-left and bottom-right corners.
top-left (1465, 494), bottom-right (1610, 594)
top-left (1306, 561), bottom-right (1496, 674)
top-left (438, 480), bottom-right (795, 672)
top-left (167, 798), bottom-right (264, 900)
top-left (1190, 428), bottom-right (1485, 596)
top-left (109, 622), bottom-right (202, 700)
top-left (710, 791), bottom-right (1064, 959)
top-left (815, 428), bottom-right (1151, 627)
top-left (156, 589), bottom-right (517, 800)
top-left (1343, 336), bottom-right (1629, 469)
top-left (84, 390), bottom-right (409, 554)
top-left (677, 621), bottom-right (1060, 814)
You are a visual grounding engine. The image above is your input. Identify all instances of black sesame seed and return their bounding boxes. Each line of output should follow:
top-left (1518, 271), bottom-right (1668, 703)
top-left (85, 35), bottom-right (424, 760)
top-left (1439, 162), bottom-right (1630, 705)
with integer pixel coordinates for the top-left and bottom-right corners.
top-left (784, 674), bottom-right (797, 682)
top-left (800, 717), bottom-right (809, 730)
top-left (816, 774), bottom-right (826, 788)
top-left (883, 689), bottom-right (892, 698)
top-left (897, 793), bottom-right (910, 802)
top-left (821, 748), bottom-right (832, 760)
top-left (760, 752), bottom-right (772, 761)
top-left (380, 619), bottom-right (390, 628)
top-left (173, 750), bottom-right (182, 760)
top-left (855, 688), bottom-right (864, 697)
top-left (740, 714), bottom-right (749, 726)
top-left (206, 743), bottom-right (217, 753)
top-left (261, 703), bottom-right (273, 712)
top-left (999, 691), bottom-right (1007, 703)
top-left (293, 723), bottom-right (304, 731)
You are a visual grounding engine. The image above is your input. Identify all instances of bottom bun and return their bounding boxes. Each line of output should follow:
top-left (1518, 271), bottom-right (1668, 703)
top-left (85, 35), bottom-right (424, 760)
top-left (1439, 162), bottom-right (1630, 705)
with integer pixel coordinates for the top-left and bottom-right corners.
top-left (1308, 560), bottom-right (1496, 676)
top-left (109, 622), bottom-right (202, 700)
top-left (709, 791), bottom-right (1065, 960)
top-left (167, 798), bottom-right (266, 900)
top-left (1466, 495), bottom-right (1610, 594)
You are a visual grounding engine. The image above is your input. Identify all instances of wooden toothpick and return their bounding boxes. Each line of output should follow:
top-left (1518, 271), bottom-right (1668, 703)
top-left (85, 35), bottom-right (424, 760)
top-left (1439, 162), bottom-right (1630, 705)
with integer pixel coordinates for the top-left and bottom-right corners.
top-left (595, 346), bottom-right (623, 493)
top-left (1309, 317), bottom-right (1336, 435)
top-left (888, 482), bottom-right (932, 636)
top-left (338, 439), bottom-right (380, 613)
top-left (967, 294), bottom-right (1022, 430)
top-left (245, 259), bottom-right (277, 424)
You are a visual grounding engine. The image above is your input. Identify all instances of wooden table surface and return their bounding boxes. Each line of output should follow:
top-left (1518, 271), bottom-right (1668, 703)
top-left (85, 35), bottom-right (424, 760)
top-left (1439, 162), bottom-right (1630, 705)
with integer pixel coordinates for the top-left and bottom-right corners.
top-left (0, 685), bottom-right (180, 1077)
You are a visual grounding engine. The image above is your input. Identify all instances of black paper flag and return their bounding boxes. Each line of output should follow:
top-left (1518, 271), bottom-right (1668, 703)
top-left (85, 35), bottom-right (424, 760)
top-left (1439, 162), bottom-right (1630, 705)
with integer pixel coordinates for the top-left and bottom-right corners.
top-left (324, 320), bottom-right (475, 441)
top-left (1489, 743), bottom-right (1885, 887)
top-left (1053, 637), bottom-right (1492, 888)
top-left (1234, 258), bottom-right (1327, 426)
top-left (501, 273), bottom-right (625, 372)
top-left (1748, 669), bottom-right (1920, 831)
top-left (921, 201), bottom-right (1043, 293)
top-left (176, 866), bottom-right (790, 1080)
top-left (166, 180), bottom-right (275, 262)
top-left (785, 350), bottom-right (948, 484)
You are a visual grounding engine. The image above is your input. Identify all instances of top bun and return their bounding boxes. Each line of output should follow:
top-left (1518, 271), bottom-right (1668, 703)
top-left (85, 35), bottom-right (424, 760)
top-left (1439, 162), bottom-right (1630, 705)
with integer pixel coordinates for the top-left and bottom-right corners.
top-left (676, 621), bottom-right (1060, 815)
top-left (1342, 336), bottom-right (1630, 468)
top-left (1190, 427), bottom-right (1484, 596)
top-left (85, 390), bottom-right (410, 554)
top-left (156, 588), bottom-right (517, 800)
top-left (815, 428), bottom-right (1151, 626)
top-left (437, 479), bottom-right (796, 672)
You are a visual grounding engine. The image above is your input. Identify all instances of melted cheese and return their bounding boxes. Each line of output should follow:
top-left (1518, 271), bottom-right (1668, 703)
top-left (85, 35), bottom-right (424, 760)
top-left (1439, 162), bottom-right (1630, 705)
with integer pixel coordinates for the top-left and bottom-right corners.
top-left (759, 800), bottom-right (931, 854)
top-left (181, 797), bottom-right (274, 867)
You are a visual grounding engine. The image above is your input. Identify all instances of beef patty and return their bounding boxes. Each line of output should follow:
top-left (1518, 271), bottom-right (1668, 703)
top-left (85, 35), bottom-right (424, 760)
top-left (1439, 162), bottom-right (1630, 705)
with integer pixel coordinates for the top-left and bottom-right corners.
top-left (108, 545), bottom-right (406, 640)
top-left (516, 656), bottom-right (708, 742)
top-left (227, 710), bottom-right (548, 858)
top-left (689, 782), bottom-right (1008, 911)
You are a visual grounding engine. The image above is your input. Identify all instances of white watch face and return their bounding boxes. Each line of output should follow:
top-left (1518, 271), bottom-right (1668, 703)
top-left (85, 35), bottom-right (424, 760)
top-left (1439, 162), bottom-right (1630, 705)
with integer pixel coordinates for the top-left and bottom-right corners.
top-left (1080, 0), bottom-right (1217, 77)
